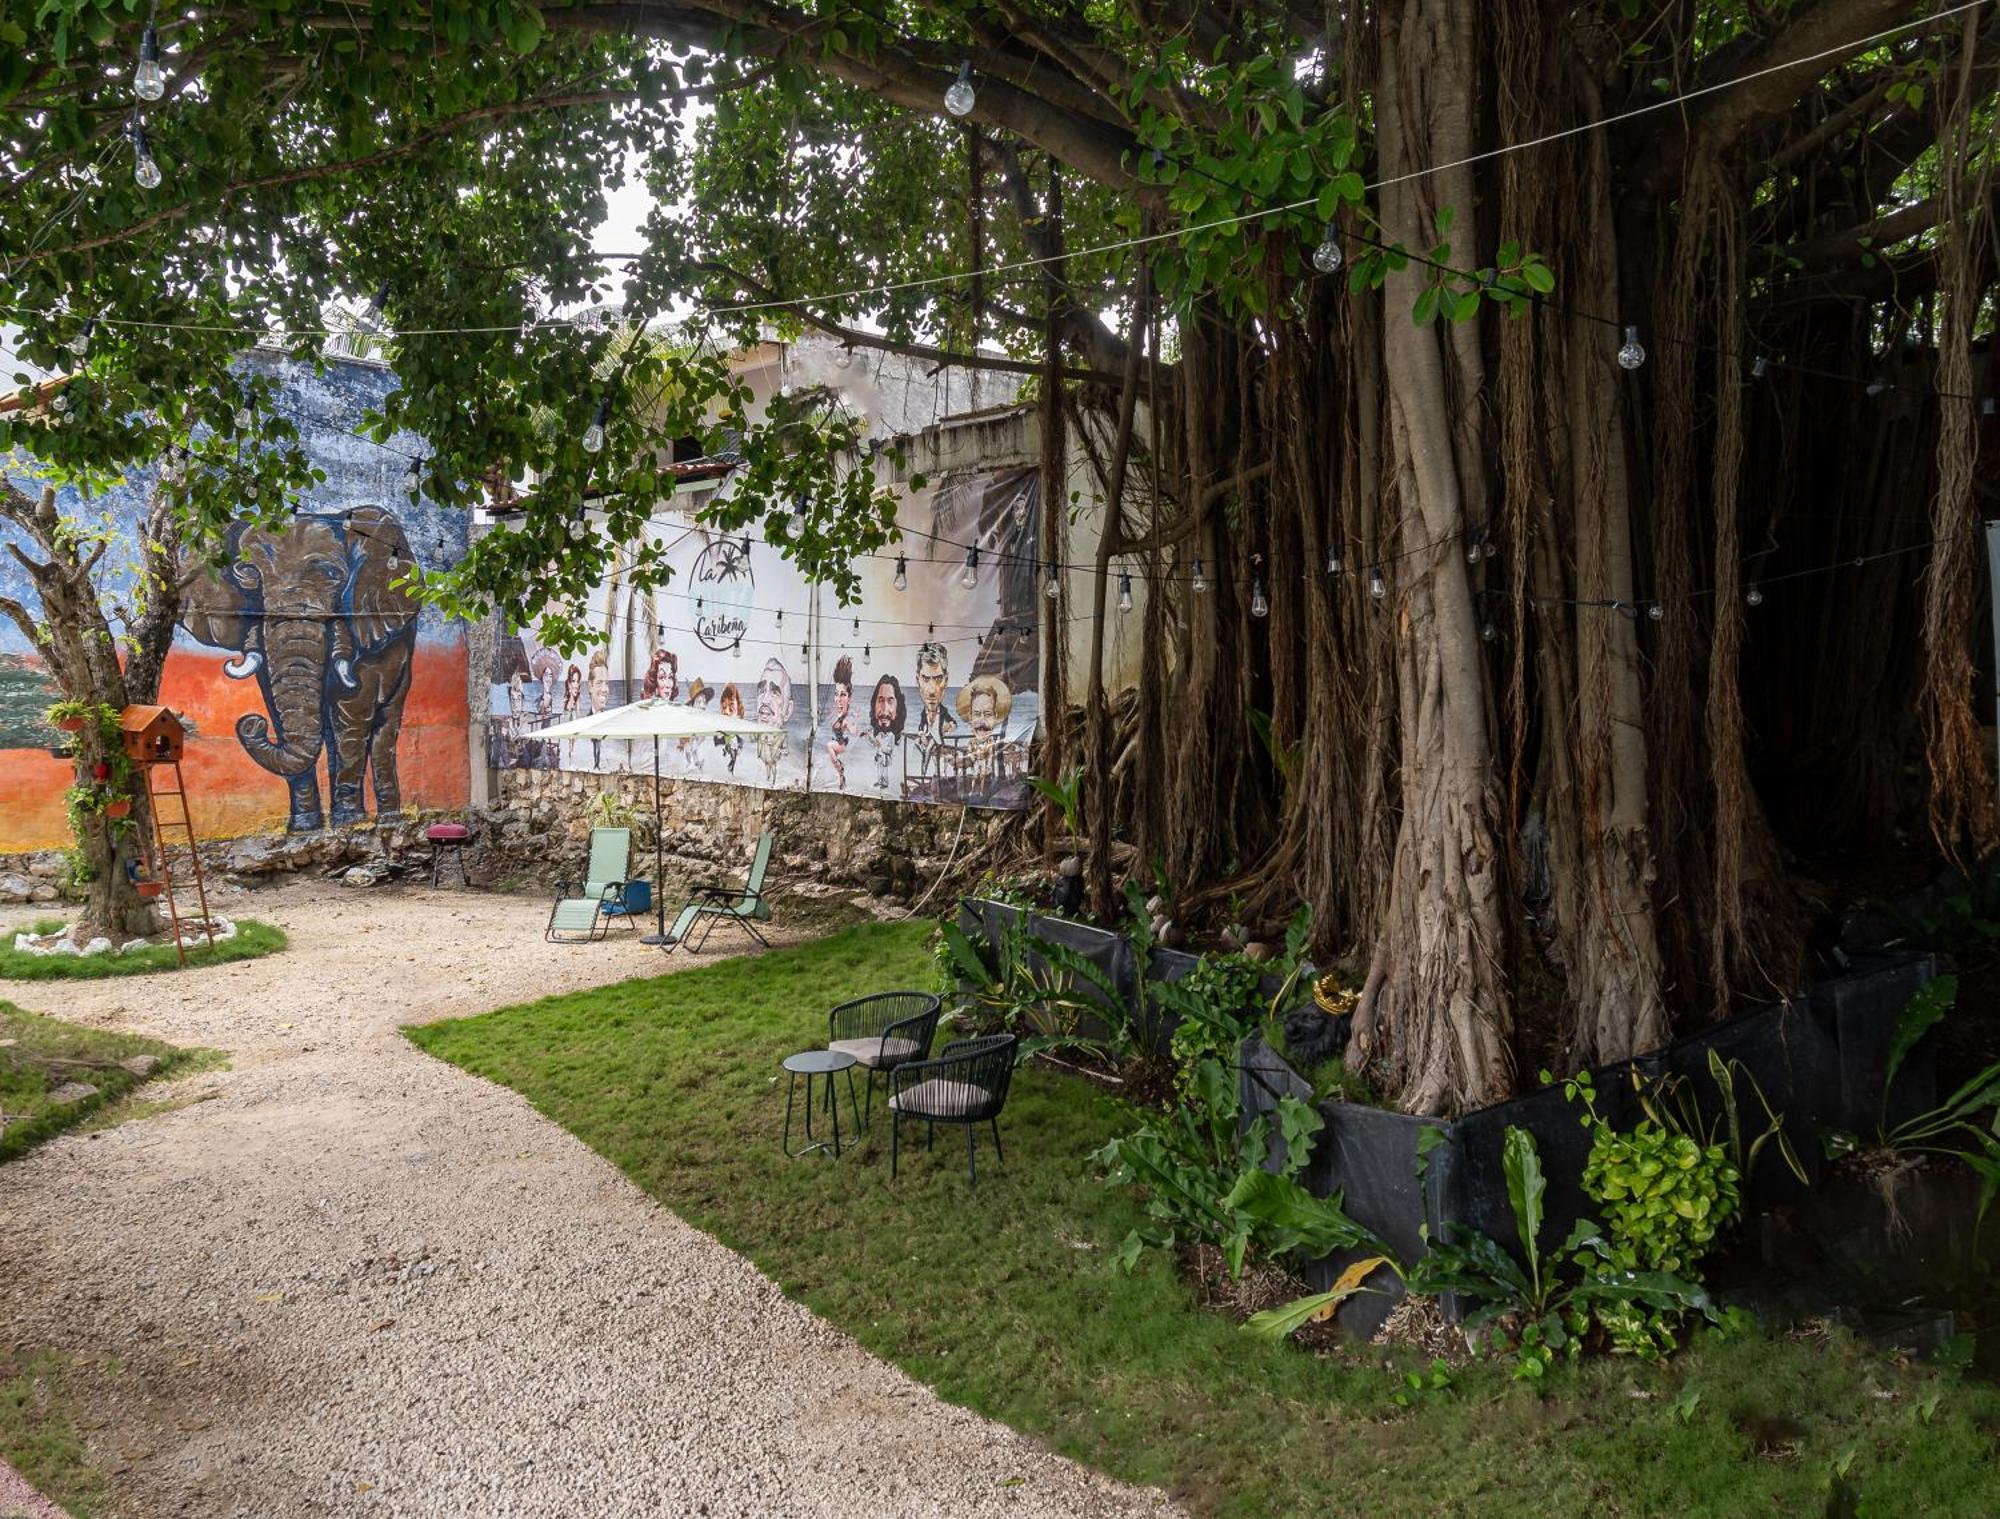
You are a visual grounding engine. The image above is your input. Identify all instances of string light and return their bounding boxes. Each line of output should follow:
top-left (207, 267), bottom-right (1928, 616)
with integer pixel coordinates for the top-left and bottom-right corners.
top-left (403, 457), bottom-right (422, 495)
top-left (567, 510), bottom-right (588, 541)
top-left (1368, 565), bottom-right (1387, 600)
top-left (893, 554), bottom-right (908, 591)
top-left (1751, 356), bottom-right (1769, 379)
top-left (130, 119), bottom-right (161, 189)
top-left (1465, 529), bottom-right (1487, 566)
top-left (1044, 562), bottom-right (1060, 600)
top-left (1647, 601), bottom-right (1664, 621)
top-left (1617, 326), bottom-right (1646, 371)
top-left (944, 61), bottom-right (976, 117)
top-left (1191, 557), bottom-right (1210, 594)
top-left (1481, 622), bottom-right (1498, 643)
top-left (1250, 556), bottom-right (1269, 619)
top-left (1117, 571), bottom-right (1134, 613)
top-left (1746, 583), bottom-right (1764, 607)
top-left (1866, 378), bottom-right (1887, 397)
top-left (788, 497), bottom-right (807, 539)
top-left (1311, 222), bottom-right (1344, 275)
top-left (581, 400), bottom-right (608, 454)
top-left (134, 22), bottom-right (165, 102)
top-left (233, 400), bottom-right (253, 430)
top-left (65, 319), bottom-right (94, 357)
top-left (961, 545), bottom-right (979, 589)
top-left (1326, 550), bottom-right (1342, 577)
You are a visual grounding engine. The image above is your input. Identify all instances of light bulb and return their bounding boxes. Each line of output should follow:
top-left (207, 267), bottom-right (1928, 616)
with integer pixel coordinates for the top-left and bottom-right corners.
top-left (1311, 221), bottom-right (1343, 275)
top-left (403, 460), bottom-right (421, 495)
top-left (960, 546), bottom-right (979, 590)
top-left (1617, 325), bottom-right (1646, 371)
top-left (568, 514), bottom-right (588, 541)
top-left (1751, 356), bottom-right (1768, 379)
top-left (50, 390), bottom-right (71, 415)
top-left (134, 24), bottom-right (165, 101)
top-left (893, 555), bottom-right (908, 592)
top-left (1326, 551), bottom-right (1342, 577)
top-left (1368, 566), bottom-right (1387, 600)
top-left (1250, 578), bottom-right (1269, 619)
top-left (1044, 567), bottom-right (1060, 600)
top-left (132, 126), bottom-right (161, 189)
top-left (863, 644), bottom-right (871, 662)
top-left (1480, 622), bottom-right (1497, 643)
top-left (581, 400), bottom-right (608, 454)
top-left (1466, 536), bottom-right (1483, 566)
top-left (1746, 584), bottom-right (1764, 607)
top-left (1866, 379), bottom-right (1886, 397)
top-left (233, 404), bottom-right (253, 430)
top-left (1192, 558), bottom-right (1209, 594)
top-left (944, 60), bottom-right (976, 117)
top-left (788, 500), bottom-right (807, 539)
top-left (1647, 601), bottom-right (1664, 621)
top-left (66, 319), bottom-right (94, 357)
top-left (1117, 572), bottom-right (1133, 613)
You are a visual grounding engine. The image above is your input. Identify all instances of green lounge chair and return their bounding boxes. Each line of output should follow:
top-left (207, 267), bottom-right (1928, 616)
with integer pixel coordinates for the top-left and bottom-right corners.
top-left (546, 826), bottom-right (639, 943)
top-left (663, 831), bottom-right (775, 953)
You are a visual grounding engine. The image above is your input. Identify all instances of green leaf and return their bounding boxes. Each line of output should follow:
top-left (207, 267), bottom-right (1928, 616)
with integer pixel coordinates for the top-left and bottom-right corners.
top-left (1503, 1125), bottom-right (1547, 1291)
top-left (1242, 1256), bottom-right (1392, 1340)
top-left (1521, 261), bottom-right (1556, 294)
top-left (1885, 976), bottom-right (1955, 1097)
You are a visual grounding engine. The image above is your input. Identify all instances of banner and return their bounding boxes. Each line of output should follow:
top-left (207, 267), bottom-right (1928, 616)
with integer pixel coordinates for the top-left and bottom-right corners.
top-left (490, 465), bottom-right (1042, 808)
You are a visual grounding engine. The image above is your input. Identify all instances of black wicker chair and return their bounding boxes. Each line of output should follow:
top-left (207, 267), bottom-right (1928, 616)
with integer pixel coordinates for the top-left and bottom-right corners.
top-left (887, 1033), bottom-right (1018, 1185)
top-left (827, 991), bottom-right (942, 1128)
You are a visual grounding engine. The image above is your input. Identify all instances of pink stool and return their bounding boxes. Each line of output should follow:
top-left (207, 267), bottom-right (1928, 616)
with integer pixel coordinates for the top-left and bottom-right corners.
top-left (426, 822), bottom-right (472, 888)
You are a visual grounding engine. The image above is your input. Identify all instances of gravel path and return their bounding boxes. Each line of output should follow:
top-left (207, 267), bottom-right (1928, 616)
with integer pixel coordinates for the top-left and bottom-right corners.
top-left (0, 878), bottom-right (1177, 1518)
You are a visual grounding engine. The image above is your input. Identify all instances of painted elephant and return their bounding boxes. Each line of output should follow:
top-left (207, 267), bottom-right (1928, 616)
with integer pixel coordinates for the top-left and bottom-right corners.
top-left (180, 506), bottom-right (419, 832)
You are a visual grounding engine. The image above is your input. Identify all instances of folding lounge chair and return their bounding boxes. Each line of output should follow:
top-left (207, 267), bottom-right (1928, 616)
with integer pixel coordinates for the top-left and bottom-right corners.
top-left (546, 826), bottom-right (641, 943)
top-left (663, 831), bottom-right (775, 953)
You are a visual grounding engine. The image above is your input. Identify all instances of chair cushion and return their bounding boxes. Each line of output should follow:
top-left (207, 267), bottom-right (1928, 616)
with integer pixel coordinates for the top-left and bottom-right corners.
top-left (426, 823), bottom-right (470, 841)
top-left (829, 1036), bottom-right (922, 1069)
top-left (888, 1078), bottom-right (993, 1118)
top-left (550, 899), bottom-right (599, 931)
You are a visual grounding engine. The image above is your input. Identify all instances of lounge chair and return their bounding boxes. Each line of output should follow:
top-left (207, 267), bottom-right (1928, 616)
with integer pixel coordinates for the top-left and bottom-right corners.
top-left (827, 991), bottom-right (942, 1128)
top-left (887, 1033), bottom-right (1018, 1185)
top-left (546, 826), bottom-right (641, 942)
top-left (662, 831), bottom-right (775, 953)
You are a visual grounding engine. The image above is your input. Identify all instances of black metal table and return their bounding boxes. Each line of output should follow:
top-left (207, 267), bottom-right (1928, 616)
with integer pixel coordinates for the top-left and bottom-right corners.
top-left (782, 1049), bottom-right (861, 1159)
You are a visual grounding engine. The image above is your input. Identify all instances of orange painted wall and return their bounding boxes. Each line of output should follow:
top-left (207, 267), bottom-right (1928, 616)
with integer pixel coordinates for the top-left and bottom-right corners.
top-left (0, 642), bottom-right (469, 852)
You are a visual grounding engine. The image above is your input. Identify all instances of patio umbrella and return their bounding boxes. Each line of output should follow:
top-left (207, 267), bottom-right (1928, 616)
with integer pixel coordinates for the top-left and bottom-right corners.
top-left (532, 697), bottom-right (784, 944)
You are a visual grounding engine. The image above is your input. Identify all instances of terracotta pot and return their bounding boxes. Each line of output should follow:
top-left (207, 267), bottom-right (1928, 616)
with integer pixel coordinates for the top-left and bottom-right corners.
top-left (105, 799), bottom-right (132, 819)
top-left (56, 715), bottom-right (86, 732)
top-left (135, 880), bottom-right (165, 899)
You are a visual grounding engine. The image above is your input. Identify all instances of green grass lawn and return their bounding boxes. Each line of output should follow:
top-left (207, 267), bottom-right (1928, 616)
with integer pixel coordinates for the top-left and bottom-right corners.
top-left (1, 1002), bottom-right (221, 1162)
top-left (0, 1349), bottom-right (107, 1519)
top-left (407, 922), bottom-right (2000, 1518)
top-left (0, 918), bottom-right (286, 981)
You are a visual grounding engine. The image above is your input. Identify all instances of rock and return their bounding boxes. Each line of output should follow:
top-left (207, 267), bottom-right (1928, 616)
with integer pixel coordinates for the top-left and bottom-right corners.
top-left (1057, 854), bottom-right (1083, 879)
top-left (1145, 894), bottom-right (1166, 917)
top-left (121, 938), bottom-right (151, 954)
top-left (48, 1082), bottom-right (99, 1104)
top-left (119, 1054), bottom-right (163, 1077)
top-left (81, 936), bottom-right (114, 956)
top-left (27, 850), bottom-right (67, 878)
top-left (1219, 926), bottom-right (1243, 952)
top-left (1242, 941), bottom-right (1274, 963)
top-left (0, 872), bottom-right (34, 902)
top-left (29, 884), bottom-right (60, 903)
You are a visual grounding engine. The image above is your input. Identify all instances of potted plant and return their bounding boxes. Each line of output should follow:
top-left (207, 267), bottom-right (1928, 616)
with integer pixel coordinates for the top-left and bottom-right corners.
top-left (105, 797), bottom-right (133, 819)
top-left (135, 879), bottom-right (165, 899)
top-left (48, 698), bottom-right (94, 733)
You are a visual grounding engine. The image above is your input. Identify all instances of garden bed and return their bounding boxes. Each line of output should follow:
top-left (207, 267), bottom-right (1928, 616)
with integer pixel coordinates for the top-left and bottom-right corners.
top-left (0, 917), bottom-right (287, 980)
top-left (959, 896), bottom-right (1941, 1336)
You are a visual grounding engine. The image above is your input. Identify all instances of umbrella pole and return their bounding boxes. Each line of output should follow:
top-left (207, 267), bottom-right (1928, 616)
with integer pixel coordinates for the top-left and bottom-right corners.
top-left (641, 733), bottom-right (670, 945)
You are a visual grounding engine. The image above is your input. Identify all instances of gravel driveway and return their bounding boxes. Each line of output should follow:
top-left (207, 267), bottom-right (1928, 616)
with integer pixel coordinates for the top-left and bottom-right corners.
top-left (0, 878), bottom-right (1176, 1518)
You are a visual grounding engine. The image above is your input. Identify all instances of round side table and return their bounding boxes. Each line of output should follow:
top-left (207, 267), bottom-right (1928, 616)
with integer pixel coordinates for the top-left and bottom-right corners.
top-left (782, 1049), bottom-right (861, 1159)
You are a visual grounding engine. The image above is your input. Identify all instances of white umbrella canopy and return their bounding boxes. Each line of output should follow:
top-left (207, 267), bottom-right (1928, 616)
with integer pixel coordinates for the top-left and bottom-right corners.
top-left (532, 697), bottom-right (782, 742)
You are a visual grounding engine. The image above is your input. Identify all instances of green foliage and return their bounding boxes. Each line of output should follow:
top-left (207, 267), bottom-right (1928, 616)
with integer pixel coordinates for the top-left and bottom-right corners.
top-left (0, 1000), bottom-right (221, 1163)
top-left (0, 919), bottom-right (288, 982)
top-left (1025, 763), bottom-right (1085, 836)
top-left (1878, 864), bottom-right (2000, 968)
top-left (933, 916), bottom-right (1133, 1062)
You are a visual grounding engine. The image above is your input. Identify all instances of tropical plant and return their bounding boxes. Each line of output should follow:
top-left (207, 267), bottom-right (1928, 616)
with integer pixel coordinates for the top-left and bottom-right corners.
top-left (933, 916), bottom-right (1134, 1063)
top-left (1026, 763), bottom-right (1085, 838)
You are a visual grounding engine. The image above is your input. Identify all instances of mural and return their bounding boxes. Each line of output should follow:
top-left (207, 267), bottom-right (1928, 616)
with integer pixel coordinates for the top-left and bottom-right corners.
top-left (178, 506), bottom-right (420, 833)
top-left (491, 465), bottom-right (1043, 808)
top-left (0, 351), bottom-right (471, 851)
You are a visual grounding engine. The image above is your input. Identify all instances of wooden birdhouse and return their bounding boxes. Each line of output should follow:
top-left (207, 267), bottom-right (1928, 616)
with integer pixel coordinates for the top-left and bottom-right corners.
top-left (119, 704), bottom-right (187, 766)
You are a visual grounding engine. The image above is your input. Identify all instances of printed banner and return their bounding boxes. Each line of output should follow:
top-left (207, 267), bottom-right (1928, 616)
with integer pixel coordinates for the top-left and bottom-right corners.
top-left (490, 466), bottom-right (1043, 808)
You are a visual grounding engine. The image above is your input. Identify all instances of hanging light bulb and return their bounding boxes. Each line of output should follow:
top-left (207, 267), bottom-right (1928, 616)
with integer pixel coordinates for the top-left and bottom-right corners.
top-left (944, 60), bottom-right (976, 117)
top-left (66, 319), bottom-right (95, 358)
top-left (1866, 378), bottom-right (1887, 397)
top-left (134, 23), bottom-right (165, 102)
top-left (568, 511), bottom-right (588, 541)
top-left (1617, 325), bottom-right (1646, 370)
top-left (1368, 565), bottom-right (1387, 600)
top-left (1480, 622), bottom-right (1497, 643)
top-left (581, 400), bottom-right (608, 454)
top-left (1250, 579), bottom-right (1269, 619)
top-left (1745, 584), bottom-right (1764, 607)
top-left (788, 498), bottom-right (807, 539)
top-left (131, 121), bottom-right (161, 188)
top-left (1044, 564), bottom-right (1061, 600)
top-left (893, 555), bottom-right (908, 592)
top-left (1117, 571), bottom-right (1134, 614)
top-left (403, 458), bottom-right (422, 495)
top-left (1191, 557), bottom-right (1210, 594)
top-left (961, 545), bottom-right (979, 590)
top-left (1466, 531), bottom-right (1485, 566)
top-left (863, 644), bottom-right (871, 662)
top-left (1647, 601), bottom-right (1664, 621)
top-left (233, 402), bottom-right (253, 431)
top-left (1311, 221), bottom-right (1343, 275)
top-left (50, 389), bottom-right (71, 415)
top-left (1326, 550), bottom-right (1342, 577)
top-left (1751, 355), bottom-right (1769, 380)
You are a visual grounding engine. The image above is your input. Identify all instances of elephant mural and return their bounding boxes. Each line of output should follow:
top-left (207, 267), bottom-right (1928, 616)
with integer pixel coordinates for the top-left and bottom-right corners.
top-left (179, 506), bottom-right (420, 832)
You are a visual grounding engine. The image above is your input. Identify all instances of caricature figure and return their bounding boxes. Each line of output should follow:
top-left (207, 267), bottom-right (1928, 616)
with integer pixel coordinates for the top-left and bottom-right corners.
top-left (506, 669), bottom-right (527, 743)
top-left (954, 674), bottom-right (1013, 792)
top-left (641, 648), bottom-right (679, 702)
top-left (681, 679), bottom-right (712, 773)
top-left (716, 682), bottom-right (746, 774)
top-left (586, 649), bottom-right (612, 770)
top-left (753, 658), bottom-right (794, 785)
top-left (562, 665), bottom-right (583, 769)
top-left (868, 673), bottom-right (907, 793)
top-left (825, 655), bottom-right (854, 790)
top-left (913, 640), bottom-right (956, 777)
